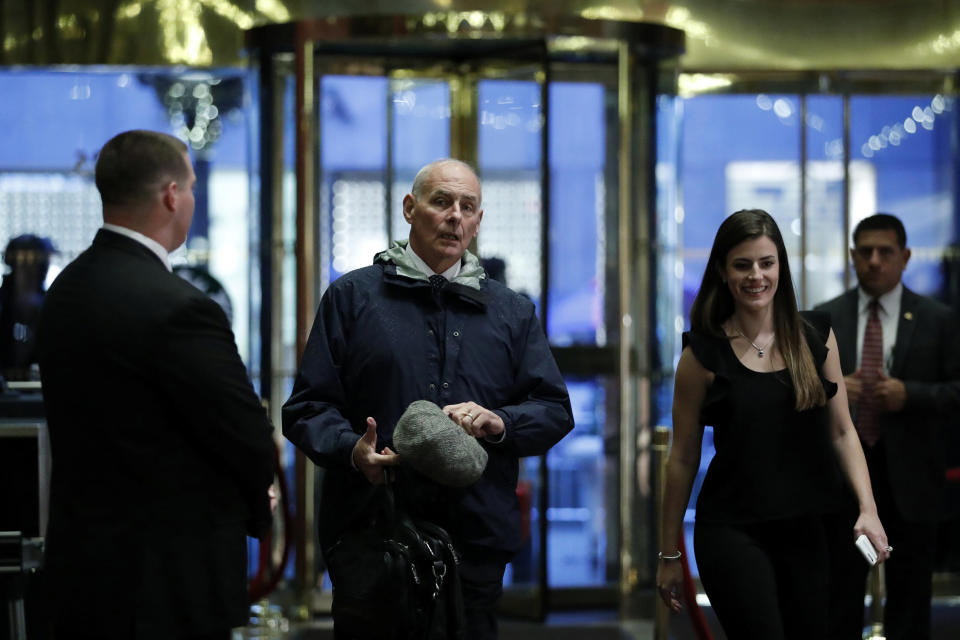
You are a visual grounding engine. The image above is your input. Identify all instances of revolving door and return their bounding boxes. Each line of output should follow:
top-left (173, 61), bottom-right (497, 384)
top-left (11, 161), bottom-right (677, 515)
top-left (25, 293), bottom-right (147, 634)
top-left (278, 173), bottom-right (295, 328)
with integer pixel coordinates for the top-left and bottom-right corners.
top-left (246, 13), bottom-right (683, 619)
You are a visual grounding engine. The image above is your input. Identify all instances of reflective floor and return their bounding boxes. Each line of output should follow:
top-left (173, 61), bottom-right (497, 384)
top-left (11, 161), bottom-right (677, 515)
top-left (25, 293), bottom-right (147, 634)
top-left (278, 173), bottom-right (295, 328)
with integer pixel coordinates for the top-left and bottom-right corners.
top-left (237, 599), bottom-right (960, 640)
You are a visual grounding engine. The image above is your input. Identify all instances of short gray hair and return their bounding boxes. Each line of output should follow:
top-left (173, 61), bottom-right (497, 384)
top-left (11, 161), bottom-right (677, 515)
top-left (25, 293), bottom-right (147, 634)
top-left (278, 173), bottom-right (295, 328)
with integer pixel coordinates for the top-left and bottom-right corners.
top-left (410, 158), bottom-right (481, 203)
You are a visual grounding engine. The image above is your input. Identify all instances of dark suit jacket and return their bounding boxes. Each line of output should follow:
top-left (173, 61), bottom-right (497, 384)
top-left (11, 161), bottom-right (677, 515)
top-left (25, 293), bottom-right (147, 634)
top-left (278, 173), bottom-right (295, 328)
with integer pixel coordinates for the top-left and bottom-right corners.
top-left (37, 230), bottom-right (276, 639)
top-left (815, 286), bottom-right (960, 523)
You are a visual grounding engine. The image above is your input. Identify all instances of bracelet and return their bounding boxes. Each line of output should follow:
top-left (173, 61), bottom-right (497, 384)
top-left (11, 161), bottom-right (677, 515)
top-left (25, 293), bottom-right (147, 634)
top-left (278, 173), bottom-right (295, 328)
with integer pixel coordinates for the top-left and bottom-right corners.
top-left (658, 550), bottom-right (682, 560)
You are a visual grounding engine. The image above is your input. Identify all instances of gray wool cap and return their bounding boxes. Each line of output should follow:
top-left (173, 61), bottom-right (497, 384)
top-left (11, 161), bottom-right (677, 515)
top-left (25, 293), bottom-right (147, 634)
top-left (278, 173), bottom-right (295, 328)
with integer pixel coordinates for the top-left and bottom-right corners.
top-left (393, 400), bottom-right (488, 487)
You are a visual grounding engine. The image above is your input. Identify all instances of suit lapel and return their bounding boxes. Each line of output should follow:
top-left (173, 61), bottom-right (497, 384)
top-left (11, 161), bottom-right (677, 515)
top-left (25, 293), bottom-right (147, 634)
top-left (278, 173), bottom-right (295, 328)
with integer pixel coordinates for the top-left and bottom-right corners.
top-left (890, 287), bottom-right (919, 377)
top-left (835, 290), bottom-right (859, 373)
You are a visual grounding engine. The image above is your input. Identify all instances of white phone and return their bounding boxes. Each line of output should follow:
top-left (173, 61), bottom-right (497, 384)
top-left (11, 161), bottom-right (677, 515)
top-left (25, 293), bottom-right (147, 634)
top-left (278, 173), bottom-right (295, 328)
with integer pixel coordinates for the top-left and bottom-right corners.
top-left (855, 534), bottom-right (878, 566)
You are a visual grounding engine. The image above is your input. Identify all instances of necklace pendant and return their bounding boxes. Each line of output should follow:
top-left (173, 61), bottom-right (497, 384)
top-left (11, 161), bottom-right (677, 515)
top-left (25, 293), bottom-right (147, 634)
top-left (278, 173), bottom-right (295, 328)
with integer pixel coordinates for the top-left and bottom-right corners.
top-left (758, 349), bottom-right (765, 358)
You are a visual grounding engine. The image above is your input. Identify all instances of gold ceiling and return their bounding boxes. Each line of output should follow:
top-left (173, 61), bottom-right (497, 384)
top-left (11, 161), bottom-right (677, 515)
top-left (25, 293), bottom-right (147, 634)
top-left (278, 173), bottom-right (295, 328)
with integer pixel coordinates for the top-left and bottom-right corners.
top-left (2, 0), bottom-right (959, 70)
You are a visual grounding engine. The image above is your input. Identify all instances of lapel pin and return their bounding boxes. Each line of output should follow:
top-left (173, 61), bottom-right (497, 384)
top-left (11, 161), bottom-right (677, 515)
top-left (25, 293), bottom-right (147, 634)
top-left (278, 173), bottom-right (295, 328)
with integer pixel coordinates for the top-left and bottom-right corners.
top-left (904, 311), bottom-right (913, 321)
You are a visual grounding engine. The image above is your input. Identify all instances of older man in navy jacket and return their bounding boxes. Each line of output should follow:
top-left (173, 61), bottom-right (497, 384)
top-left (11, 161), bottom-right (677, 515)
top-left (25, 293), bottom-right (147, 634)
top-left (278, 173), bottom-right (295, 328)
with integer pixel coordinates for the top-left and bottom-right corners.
top-left (283, 159), bottom-right (573, 640)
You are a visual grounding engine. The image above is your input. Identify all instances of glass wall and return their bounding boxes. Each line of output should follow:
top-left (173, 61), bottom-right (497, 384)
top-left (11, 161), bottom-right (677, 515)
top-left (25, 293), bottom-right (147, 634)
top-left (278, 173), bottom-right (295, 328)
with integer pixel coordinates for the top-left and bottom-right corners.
top-left (848, 95), bottom-right (956, 297)
top-left (0, 68), bottom-right (255, 362)
top-left (803, 95), bottom-right (847, 306)
top-left (544, 80), bottom-right (615, 587)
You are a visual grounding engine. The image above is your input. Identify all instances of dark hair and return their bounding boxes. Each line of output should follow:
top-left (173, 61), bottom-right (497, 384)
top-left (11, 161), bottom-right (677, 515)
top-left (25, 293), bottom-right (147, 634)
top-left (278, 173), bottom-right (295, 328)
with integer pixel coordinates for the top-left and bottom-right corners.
top-left (690, 209), bottom-right (825, 410)
top-left (95, 130), bottom-right (189, 207)
top-left (852, 213), bottom-right (906, 248)
top-left (4, 234), bottom-right (55, 268)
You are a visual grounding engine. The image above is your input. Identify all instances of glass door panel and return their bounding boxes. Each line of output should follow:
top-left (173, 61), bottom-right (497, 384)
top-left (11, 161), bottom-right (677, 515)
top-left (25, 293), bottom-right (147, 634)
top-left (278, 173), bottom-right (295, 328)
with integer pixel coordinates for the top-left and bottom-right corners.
top-left (390, 78), bottom-right (451, 242)
top-left (477, 79), bottom-right (543, 307)
top-left (547, 81), bottom-right (608, 347)
top-left (320, 75), bottom-right (389, 281)
top-left (803, 95), bottom-right (846, 306)
top-left (543, 79), bottom-right (617, 590)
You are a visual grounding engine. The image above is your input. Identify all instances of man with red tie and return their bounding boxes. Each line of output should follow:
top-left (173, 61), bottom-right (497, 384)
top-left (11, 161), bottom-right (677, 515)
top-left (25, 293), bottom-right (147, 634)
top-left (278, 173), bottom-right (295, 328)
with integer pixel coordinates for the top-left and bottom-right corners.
top-left (815, 213), bottom-right (960, 640)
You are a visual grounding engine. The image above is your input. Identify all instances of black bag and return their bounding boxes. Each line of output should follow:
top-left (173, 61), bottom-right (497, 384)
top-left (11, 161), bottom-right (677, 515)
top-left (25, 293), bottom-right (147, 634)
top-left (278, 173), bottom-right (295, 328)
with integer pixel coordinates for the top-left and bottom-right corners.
top-left (325, 478), bottom-right (465, 640)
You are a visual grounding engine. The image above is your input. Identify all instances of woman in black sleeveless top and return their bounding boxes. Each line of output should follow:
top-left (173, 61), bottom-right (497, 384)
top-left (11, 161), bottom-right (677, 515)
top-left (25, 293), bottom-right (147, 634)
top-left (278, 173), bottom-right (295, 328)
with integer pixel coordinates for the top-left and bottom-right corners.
top-left (656, 210), bottom-right (890, 639)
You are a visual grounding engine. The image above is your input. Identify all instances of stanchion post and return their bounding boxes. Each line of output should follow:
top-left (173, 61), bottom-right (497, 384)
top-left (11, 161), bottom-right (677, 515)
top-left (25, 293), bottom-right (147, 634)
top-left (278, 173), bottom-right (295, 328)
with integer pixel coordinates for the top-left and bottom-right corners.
top-left (652, 425), bottom-right (671, 640)
top-left (864, 563), bottom-right (885, 640)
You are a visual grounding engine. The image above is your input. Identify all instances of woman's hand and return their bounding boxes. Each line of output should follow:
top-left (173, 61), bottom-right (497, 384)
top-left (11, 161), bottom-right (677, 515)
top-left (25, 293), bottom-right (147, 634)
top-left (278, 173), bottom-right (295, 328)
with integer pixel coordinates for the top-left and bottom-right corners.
top-left (854, 511), bottom-right (892, 564)
top-left (656, 557), bottom-right (685, 611)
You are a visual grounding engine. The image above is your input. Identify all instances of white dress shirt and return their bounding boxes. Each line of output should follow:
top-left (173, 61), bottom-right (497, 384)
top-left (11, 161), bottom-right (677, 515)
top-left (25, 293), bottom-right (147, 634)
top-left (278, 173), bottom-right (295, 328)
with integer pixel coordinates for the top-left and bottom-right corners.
top-left (404, 242), bottom-right (461, 281)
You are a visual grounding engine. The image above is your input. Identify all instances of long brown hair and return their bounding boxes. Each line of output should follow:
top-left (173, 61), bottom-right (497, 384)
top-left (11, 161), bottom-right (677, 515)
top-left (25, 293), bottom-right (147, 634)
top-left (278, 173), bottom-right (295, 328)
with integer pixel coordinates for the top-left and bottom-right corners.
top-left (690, 209), bottom-right (825, 410)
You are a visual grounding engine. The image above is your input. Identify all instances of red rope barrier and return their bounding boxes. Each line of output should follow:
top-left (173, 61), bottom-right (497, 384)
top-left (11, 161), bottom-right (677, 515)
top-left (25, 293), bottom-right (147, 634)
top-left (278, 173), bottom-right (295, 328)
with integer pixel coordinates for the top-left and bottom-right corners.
top-left (679, 535), bottom-right (715, 640)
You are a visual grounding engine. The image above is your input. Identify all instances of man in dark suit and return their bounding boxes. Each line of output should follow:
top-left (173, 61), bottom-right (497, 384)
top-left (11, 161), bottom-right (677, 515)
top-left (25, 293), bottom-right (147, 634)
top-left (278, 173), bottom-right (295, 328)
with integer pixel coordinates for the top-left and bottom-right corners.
top-left (37, 130), bottom-right (276, 640)
top-left (815, 213), bottom-right (960, 640)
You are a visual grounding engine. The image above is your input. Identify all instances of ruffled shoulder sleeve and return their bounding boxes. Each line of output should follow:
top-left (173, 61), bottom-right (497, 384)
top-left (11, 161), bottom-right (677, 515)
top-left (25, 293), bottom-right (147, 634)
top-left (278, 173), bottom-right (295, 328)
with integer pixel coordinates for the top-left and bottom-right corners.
top-left (681, 330), bottom-right (726, 375)
top-left (682, 330), bottom-right (731, 425)
top-left (800, 310), bottom-right (838, 399)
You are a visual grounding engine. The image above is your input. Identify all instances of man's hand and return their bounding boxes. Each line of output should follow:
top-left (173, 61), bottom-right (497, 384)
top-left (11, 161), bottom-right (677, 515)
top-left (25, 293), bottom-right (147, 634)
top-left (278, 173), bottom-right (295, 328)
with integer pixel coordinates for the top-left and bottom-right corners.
top-left (268, 484), bottom-right (278, 515)
top-left (352, 417), bottom-right (400, 484)
top-left (442, 402), bottom-right (505, 440)
top-left (845, 369), bottom-right (863, 405)
top-left (875, 372), bottom-right (907, 412)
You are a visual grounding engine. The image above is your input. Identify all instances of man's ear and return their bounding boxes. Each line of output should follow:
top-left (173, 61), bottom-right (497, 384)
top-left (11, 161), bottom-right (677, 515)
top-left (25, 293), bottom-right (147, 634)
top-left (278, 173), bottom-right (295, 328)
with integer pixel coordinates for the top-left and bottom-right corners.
top-left (473, 209), bottom-right (483, 237)
top-left (903, 247), bottom-right (912, 265)
top-left (402, 194), bottom-right (415, 223)
top-left (161, 181), bottom-right (178, 212)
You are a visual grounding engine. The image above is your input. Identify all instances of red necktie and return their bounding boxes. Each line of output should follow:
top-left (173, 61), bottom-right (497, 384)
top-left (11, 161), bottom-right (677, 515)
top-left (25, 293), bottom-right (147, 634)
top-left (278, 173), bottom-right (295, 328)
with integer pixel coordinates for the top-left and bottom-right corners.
top-left (857, 299), bottom-right (883, 446)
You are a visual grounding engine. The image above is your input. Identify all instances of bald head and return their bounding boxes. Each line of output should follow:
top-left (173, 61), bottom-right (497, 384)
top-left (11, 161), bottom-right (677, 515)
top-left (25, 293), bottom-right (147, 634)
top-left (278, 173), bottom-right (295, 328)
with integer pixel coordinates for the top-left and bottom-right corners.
top-left (403, 159), bottom-right (484, 274)
top-left (411, 159), bottom-right (481, 204)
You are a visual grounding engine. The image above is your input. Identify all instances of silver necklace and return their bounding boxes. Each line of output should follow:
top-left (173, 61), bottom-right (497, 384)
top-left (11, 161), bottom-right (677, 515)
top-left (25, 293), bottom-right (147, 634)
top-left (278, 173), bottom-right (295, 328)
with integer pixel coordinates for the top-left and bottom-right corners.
top-left (735, 326), bottom-right (774, 358)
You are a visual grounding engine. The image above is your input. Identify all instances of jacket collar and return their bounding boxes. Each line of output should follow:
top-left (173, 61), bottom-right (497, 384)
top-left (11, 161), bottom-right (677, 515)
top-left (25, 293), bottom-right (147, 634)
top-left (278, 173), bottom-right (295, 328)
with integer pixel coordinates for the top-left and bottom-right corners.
top-left (94, 228), bottom-right (170, 271)
top-left (101, 224), bottom-right (172, 272)
top-left (375, 240), bottom-right (488, 308)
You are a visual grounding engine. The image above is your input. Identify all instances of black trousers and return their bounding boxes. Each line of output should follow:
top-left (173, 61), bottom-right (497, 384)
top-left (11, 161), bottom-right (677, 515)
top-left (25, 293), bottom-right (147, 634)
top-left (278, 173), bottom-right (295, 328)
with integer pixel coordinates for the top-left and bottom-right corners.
top-left (824, 441), bottom-right (936, 640)
top-left (695, 516), bottom-right (829, 640)
top-left (459, 548), bottom-right (511, 640)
